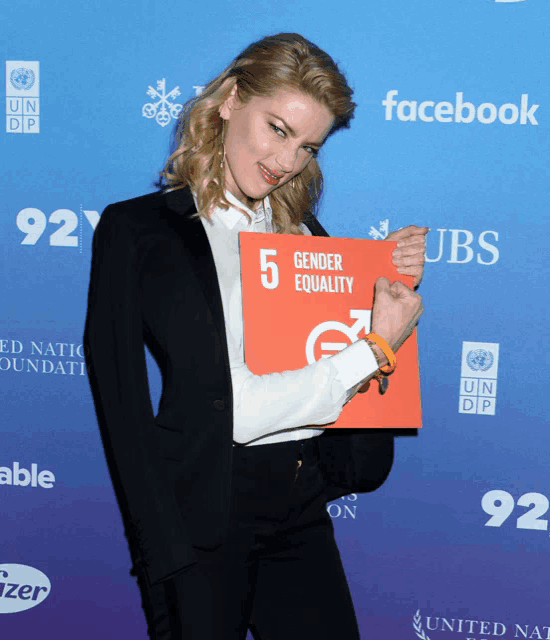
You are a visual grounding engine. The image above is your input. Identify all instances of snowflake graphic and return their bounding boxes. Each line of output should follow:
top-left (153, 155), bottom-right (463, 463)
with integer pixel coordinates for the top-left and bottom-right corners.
top-left (368, 219), bottom-right (390, 240)
top-left (142, 79), bottom-right (183, 127)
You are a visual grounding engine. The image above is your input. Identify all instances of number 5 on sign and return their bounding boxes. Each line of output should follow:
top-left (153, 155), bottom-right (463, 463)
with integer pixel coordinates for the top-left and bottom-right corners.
top-left (260, 249), bottom-right (278, 289)
top-left (481, 490), bottom-right (549, 530)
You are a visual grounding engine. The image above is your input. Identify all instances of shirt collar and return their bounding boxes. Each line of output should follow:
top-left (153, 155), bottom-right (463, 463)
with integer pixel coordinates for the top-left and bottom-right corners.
top-left (190, 188), bottom-right (271, 231)
top-left (219, 190), bottom-right (269, 230)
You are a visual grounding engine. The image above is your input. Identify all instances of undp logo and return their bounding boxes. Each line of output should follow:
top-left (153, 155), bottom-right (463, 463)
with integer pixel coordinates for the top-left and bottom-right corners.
top-left (459, 341), bottom-right (499, 416)
top-left (6, 61), bottom-right (40, 134)
top-left (10, 68), bottom-right (35, 91)
top-left (0, 564), bottom-right (51, 613)
top-left (466, 349), bottom-right (494, 372)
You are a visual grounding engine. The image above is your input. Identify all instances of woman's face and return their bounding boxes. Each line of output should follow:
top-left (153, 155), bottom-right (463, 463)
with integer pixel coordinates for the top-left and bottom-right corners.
top-left (219, 86), bottom-right (334, 207)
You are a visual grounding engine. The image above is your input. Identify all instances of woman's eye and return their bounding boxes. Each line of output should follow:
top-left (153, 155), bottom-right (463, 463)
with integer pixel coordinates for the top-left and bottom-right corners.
top-left (270, 123), bottom-right (318, 156)
top-left (270, 123), bottom-right (285, 136)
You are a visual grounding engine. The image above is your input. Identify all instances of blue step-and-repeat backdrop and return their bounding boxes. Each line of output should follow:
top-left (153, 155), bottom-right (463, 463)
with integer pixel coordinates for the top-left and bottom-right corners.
top-left (2, 0), bottom-right (549, 638)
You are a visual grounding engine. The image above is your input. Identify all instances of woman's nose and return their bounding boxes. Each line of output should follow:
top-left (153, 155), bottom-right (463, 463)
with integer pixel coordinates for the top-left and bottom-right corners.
top-left (275, 147), bottom-right (298, 173)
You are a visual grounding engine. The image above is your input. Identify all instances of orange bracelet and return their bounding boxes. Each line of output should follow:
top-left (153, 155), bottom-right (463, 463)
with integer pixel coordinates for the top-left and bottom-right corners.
top-left (365, 332), bottom-right (397, 374)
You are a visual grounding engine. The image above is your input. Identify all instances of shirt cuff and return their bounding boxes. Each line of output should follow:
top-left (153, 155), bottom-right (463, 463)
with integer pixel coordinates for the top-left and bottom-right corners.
top-left (329, 339), bottom-right (378, 391)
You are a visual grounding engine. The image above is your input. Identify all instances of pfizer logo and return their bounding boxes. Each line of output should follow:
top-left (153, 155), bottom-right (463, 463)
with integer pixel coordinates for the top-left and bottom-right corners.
top-left (466, 349), bottom-right (494, 372)
top-left (0, 564), bottom-right (51, 613)
top-left (10, 68), bottom-right (35, 91)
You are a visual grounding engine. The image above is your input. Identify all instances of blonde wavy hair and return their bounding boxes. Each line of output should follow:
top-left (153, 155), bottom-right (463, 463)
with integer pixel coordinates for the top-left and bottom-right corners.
top-left (160, 33), bottom-right (356, 234)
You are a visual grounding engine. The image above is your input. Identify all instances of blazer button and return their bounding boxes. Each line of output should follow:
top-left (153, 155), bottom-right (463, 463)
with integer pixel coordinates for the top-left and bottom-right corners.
top-left (213, 399), bottom-right (225, 411)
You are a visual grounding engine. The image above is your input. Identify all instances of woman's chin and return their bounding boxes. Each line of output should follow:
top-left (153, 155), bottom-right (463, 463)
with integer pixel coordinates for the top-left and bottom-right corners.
top-left (235, 184), bottom-right (272, 204)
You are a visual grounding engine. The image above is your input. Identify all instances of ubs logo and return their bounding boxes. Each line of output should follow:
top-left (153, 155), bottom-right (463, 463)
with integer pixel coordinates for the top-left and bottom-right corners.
top-left (142, 79), bottom-right (183, 127)
top-left (425, 229), bottom-right (499, 265)
top-left (366, 222), bottom-right (499, 265)
top-left (0, 564), bottom-right (51, 613)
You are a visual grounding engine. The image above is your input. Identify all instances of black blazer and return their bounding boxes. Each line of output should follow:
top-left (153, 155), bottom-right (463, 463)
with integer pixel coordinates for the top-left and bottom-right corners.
top-left (84, 186), bottom-right (394, 588)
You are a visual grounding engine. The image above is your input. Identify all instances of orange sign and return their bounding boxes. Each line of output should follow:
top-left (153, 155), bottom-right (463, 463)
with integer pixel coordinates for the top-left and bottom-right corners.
top-left (240, 232), bottom-right (422, 429)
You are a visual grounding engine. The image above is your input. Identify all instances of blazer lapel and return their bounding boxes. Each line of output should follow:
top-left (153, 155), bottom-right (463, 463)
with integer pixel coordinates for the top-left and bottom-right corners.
top-left (163, 186), bottom-right (330, 356)
top-left (164, 186), bottom-right (229, 347)
top-left (303, 211), bottom-right (329, 237)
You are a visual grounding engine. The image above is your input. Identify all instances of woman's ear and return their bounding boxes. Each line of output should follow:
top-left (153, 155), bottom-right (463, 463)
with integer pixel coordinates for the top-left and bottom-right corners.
top-left (219, 83), bottom-right (238, 121)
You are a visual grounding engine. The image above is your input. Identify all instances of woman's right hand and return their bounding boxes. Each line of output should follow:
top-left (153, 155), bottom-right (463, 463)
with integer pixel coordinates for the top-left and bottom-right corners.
top-left (370, 277), bottom-right (424, 364)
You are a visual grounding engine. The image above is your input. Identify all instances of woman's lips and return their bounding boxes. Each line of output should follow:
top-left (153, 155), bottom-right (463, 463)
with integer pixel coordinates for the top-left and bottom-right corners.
top-left (258, 163), bottom-right (281, 185)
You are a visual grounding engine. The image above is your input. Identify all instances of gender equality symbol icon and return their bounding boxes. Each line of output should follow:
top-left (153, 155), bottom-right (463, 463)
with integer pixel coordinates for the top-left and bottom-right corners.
top-left (305, 309), bottom-right (371, 364)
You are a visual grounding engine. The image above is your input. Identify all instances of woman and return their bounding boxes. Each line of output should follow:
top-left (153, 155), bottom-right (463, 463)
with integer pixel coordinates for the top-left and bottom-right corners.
top-left (84, 33), bottom-right (427, 640)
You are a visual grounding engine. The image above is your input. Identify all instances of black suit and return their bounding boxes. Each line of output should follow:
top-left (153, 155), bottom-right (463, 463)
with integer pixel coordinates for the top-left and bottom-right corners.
top-left (84, 185), bottom-right (394, 593)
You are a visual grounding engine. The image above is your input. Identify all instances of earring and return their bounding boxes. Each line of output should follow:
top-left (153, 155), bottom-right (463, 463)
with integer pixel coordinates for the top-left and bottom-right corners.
top-left (291, 177), bottom-right (296, 189)
top-left (219, 119), bottom-right (225, 169)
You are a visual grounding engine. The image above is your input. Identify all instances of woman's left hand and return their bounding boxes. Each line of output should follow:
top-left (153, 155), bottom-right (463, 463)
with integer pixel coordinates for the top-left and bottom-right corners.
top-left (386, 226), bottom-right (429, 288)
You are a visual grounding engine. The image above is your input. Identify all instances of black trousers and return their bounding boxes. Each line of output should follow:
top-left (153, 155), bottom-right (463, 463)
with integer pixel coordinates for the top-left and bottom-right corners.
top-left (135, 437), bottom-right (361, 640)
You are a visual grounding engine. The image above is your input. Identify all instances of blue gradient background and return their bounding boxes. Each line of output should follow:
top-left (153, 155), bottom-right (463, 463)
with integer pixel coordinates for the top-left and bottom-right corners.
top-left (2, 0), bottom-right (549, 637)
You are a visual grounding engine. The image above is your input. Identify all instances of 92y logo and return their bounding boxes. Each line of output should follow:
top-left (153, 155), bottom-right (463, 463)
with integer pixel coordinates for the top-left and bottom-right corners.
top-left (16, 207), bottom-right (99, 247)
top-left (482, 490), bottom-right (549, 531)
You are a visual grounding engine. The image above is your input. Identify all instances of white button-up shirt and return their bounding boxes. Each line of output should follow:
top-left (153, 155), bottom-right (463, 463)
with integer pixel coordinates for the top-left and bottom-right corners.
top-left (198, 191), bottom-right (378, 446)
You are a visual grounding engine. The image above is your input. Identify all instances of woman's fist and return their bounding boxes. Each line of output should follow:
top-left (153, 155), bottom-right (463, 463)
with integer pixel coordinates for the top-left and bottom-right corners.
top-left (386, 226), bottom-right (429, 288)
top-left (371, 277), bottom-right (424, 354)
